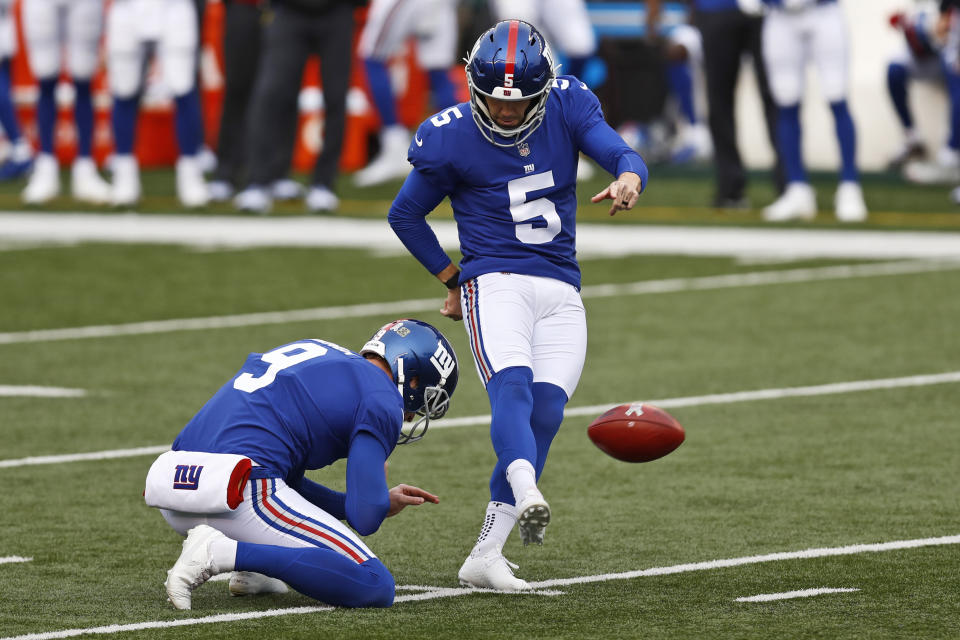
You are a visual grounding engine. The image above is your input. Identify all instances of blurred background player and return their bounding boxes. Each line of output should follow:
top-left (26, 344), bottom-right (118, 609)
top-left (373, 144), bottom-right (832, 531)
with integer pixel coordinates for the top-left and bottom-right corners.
top-left (206, 0), bottom-right (303, 204)
top-left (106, 0), bottom-right (209, 208)
top-left (886, 2), bottom-right (945, 170)
top-left (234, 0), bottom-right (361, 214)
top-left (694, 0), bottom-right (783, 208)
top-left (760, 0), bottom-right (867, 223)
top-left (353, 0), bottom-right (460, 187)
top-left (646, 0), bottom-right (712, 164)
top-left (19, 0), bottom-right (109, 204)
top-left (898, 1), bottom-right (960, 185)
top-left (0, 0), bottom-right (33, 181)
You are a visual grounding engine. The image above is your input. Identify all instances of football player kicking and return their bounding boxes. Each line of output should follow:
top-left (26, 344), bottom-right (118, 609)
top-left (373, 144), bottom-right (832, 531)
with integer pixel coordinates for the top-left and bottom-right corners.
top-left (388, 20), bottom-right (648, 590)
top-left (156, 320), bottom-right (459, 609)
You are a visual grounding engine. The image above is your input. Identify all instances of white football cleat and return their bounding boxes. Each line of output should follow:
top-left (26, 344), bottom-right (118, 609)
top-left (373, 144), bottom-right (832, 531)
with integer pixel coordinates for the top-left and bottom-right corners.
top-left (71, 157), bottom-right (111, 204)
top-left (306, 185), bottom-right (339, 213)
top-left (165, 525), bottom-right (226, 610)
top-left (207, 180), bottom-right (234, 202)
top-left (176, 156), bottom-right (210, 208)
top-left (903, 146), bottom-right (960, 184)
top-left (354, 125), bottom-right (412, 187)
top-left (762, 182), bottom-right (817, 222)
top-left (834, 181), bottom-right (867, 223)
top-left (671, 122), bottom-right (713, 164)
top-left (271, 178), bottom-right (304, 201)
top-left (228, 571), bottom-right (289, 597)
top-left (515, 488), bottom-right (550, 546)
top-left (111, 154), bottom-right (141, 207)
top-left (458, 547), bottom-right (531, 591)
top-left (22, 153), bottom-right (60, 204)
top-left (234, 185), bottom-right (272, 214)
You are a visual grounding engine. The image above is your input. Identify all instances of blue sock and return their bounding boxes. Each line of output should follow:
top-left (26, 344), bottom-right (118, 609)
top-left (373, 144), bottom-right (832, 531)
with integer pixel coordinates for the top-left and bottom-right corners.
top-left (73, 80), bottom-right (94, 157)
top-left (364, 59), bottom-right (397, 126)
top-left (830, 100), bottom-right (858, 182)
top-left (667, 61), bottom-right (696, 125)
top-left (945, 66), bottom-right (960, 150)
top-left (0, 59), bottom-right (22, 142)
top-left (530, 382), bottom-right (567, 478)
top-left (111, 96), bottom-right (138, 155)
top-left (37, 77), bottom-right (57, 154)
top-left (174, 89), bottom-right (202, 156)
top-left (427, 69), bottom-right (457, 110)
top-left (886, 62), bottom-right (912, 130)
top-left (485, 366), bottom-right (536, 504)
top-left (235, 542), bottom-right (394, 608)
top-left (777, 104), bottom-right (806, 183)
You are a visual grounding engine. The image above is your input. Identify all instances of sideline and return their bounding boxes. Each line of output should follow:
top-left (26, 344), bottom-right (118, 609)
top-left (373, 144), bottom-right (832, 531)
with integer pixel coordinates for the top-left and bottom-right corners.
top-left (4, 534), bottom-right (958, 640)
top-left (2, 370), bottom-right (958, 469)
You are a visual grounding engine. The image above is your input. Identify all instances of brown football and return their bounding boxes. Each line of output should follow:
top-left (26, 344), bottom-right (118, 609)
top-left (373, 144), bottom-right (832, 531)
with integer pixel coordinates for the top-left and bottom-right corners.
top-left (587, 403), bottom-right (685, 463)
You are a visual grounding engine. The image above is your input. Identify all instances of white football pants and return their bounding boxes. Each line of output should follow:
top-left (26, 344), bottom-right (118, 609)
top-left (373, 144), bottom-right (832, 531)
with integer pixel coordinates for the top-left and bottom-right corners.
top-left (461, 272), bottom-right (587, 399)
top-left (357, 0), bottom-right (458, 69)
top-left (491, 0), bottom-right (596, 59)
top-left (22, 0), bottom-right (103, 79)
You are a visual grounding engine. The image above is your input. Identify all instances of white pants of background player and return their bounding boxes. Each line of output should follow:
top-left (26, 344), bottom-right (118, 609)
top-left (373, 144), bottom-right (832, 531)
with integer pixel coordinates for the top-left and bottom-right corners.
top-left (357, 0), bottom-right (458, 69)
top-left (22, 0), bottom-right (102, 80)
top-left (762, 2), bottom-right (848, 106)
top-left (490, 0), bottom-right (596, 59)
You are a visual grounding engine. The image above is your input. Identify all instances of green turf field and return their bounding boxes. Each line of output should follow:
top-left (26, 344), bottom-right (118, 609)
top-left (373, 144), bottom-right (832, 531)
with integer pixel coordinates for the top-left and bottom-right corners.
top-left (1, 169), bottom-right (958, 639)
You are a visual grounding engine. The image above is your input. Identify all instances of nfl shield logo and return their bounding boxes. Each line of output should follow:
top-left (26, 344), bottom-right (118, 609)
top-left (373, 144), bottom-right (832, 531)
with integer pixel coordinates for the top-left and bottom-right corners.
top-left (518, 142), bottom-right (530, 157)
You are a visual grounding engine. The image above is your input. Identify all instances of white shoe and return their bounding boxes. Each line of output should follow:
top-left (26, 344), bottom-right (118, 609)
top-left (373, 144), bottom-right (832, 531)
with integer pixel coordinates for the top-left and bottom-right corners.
top-left (354, 125), bottom-right (412, 187)
top-left (111, 155), bottom-right (141, 207)
top-left (271, 178), bottom-right (304, 201)
top-left (515, 488), bottom-right (550, 546)
top-left (228, 571), bottom-right (289, 597)
top-left (207, 180), bottom-right (234, 202)
top-left (234, 185), bottom-right (272, 214)
top-left (176, 156), bottom-right (209, 208)
top-left (305, 185), bottom-right (339, 212)
top-left (164, 525), bottom-right (226, 610)
top-left (197, 146), bottom-right (218, 174)
top-left (834, 181), bottom-right (867, 223)
top-left (71, 157), bottom-right (111, 204)
top-left (762, 182), bottom-right (817, 222)
top-left (458, 547), bottom-right (531, 591)
top-left (903, 146), bottom-right (960, 184)
top-left (22, 153), bottom-right (60, 204)
top-left (576, 156), bottom-right (595, 182)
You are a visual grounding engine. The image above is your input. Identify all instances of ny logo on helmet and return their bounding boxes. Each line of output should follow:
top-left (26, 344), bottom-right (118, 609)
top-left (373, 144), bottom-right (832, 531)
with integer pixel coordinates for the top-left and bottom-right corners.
top-left (430, 342), bottom-right (456, 379)
top-left (173, 464), bottom-right (203, 490)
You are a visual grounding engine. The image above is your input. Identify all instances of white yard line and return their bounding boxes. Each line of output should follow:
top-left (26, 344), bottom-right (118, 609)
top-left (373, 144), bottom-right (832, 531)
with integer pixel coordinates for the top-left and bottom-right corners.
top-left (0, 386), bottom-right (86, 398)
top-left (2, 370), bottom-right (958, 470)
top-left (0, 556), bottom-right (32, 565)
top-left (3, 534), bottom-right (956, 640)
top-left (735, 588), bottom-right (860, 603)
top-left (2, 259), bottom-right (958, 345)
top-left (2, 212), bottom-right (960, 260)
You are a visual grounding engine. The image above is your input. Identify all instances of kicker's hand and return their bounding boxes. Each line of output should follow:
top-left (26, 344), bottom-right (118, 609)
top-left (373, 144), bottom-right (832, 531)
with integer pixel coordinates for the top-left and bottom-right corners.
top-left (441, 287), bottom-right (463, 321)
top-left (387, 484), bottom-right (439, 517)
top-left (591, 172), bottom-right (642, 216)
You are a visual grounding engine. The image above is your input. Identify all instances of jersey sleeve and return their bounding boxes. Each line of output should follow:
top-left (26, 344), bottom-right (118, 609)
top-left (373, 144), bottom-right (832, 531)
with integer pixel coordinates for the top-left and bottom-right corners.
top-left (388, 169), bottom-right (455, 276)
top-left (560, 77), bottom-right (649, 191)
top-left (407, 115), bottom-right (461, 194)
top-left (344, 431), bottom-right (390, 535)
top-left (352, 389), bottom-right (402, 457)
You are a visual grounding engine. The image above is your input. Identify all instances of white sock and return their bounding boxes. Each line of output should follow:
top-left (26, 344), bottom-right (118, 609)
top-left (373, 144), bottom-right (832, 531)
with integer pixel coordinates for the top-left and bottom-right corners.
top-left (470, 501), bottom-right (517, 557)
top-left (210, 537), bottom-right (237, 573)
top-left (505, 458), bottom-right (539, 505)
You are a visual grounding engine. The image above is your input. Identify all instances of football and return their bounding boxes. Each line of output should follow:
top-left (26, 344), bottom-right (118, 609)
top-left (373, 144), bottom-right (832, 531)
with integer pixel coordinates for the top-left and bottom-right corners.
top-left (587, 403), bottom-right (685, 463)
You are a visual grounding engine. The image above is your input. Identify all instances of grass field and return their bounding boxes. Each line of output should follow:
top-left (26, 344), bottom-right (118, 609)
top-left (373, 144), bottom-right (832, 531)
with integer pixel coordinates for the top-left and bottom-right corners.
top-left (1, 168), bottom-right (959, 639)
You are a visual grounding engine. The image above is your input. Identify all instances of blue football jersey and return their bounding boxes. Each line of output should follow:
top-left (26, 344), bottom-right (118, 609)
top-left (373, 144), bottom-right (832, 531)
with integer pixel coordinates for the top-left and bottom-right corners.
top-left (405, 76), bottom-right (644, 290)
top-left (173, 339), bottom-right (404, 483)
